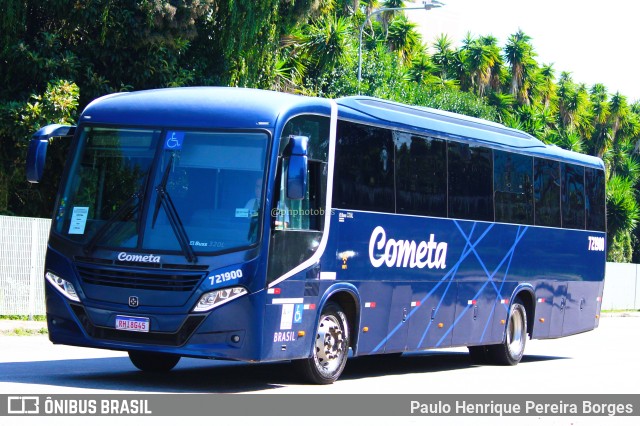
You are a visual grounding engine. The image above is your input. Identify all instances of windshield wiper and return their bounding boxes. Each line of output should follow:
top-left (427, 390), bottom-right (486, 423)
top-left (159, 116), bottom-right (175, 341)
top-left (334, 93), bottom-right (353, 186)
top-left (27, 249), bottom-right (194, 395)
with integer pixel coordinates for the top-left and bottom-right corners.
top-left (151, 153), bottom-right (197, 263)
top-left (84, 192), bottom-right (142, 255)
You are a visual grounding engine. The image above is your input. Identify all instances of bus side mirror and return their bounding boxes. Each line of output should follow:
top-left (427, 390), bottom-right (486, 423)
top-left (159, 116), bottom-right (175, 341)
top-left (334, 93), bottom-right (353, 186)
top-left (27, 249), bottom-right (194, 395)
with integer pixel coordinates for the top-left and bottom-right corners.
top-left (284, 135), bottom-right (308, 200)
top-left (26, 124), bottom-right (75, 183)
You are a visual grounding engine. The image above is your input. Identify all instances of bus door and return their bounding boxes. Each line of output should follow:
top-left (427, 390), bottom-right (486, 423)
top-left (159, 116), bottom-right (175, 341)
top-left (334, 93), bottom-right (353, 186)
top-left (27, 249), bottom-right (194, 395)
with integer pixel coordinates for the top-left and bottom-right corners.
top-left (406, 281), bottom-right (456, 350)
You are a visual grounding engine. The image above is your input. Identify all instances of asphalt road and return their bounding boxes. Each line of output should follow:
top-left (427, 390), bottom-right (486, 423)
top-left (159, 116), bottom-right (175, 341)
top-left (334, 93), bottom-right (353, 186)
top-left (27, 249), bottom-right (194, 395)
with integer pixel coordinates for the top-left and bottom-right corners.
top-left (1, 316), bottom-right (638, 425)
top-left (1, 316), bottom-right (638, 394)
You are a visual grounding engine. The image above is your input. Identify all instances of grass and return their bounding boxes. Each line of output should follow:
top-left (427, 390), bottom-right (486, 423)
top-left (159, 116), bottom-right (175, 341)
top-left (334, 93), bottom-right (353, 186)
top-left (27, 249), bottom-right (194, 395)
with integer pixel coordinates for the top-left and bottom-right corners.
top-left (0, 327), bottom-right (48, 336)
top-left (0, 314), bottom-right (48, 336)
top-left (0, 315), bottom-right (46, 321)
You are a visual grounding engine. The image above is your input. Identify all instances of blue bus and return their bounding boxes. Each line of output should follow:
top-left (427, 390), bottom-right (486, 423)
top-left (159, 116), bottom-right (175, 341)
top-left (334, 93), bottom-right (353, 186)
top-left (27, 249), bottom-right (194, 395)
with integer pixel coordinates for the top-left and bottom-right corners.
top-left (27, 87), bottom-right (606, 384)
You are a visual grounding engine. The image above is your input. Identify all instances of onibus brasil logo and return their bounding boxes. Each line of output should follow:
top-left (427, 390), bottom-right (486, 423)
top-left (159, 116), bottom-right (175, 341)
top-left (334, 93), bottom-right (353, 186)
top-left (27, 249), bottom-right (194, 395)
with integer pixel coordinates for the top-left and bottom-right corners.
top-left (368, 226), bottom-right (448, 269)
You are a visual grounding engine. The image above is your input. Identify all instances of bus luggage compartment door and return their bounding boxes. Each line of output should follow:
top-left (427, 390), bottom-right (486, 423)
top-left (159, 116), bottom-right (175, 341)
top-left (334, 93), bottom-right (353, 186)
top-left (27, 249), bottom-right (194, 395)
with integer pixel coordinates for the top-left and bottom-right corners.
top-left (562, 281), bottom-right (599, 336)
top-left (451, 281), bottom-right (496, 346)
top-left (383, 284), bottom-right (412, 353)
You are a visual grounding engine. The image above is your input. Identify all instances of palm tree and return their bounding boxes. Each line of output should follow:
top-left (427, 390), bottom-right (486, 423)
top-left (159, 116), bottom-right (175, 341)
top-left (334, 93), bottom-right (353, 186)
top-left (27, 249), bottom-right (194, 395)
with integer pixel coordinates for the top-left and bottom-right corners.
top-left (515, 104), bottom-right (547, 139)
top-left (504, 29), bottom-right (537, 105)
top-left (536, 64), bottom-right (556, 108)
top-left (556, 72), bottom-right (590, 133)
top-left (362, 0), bottom-right (381, 16)
top-left (586, 84), bottom-right (610, 157)
top-left (547, 128), bottom-right (584, 153)
top-left (431, 33), bottom-right (455, 81)
top-left (408, 53), bottom-right (439, 84)
top-left (475, 35), bottom-right (503, 96)
top-left (606, 174), bottom-right (639, 261)
top-left (609, 92), bottom-right (630, 143)
top-left (386, 14), bottom-right (421, 63)
top-left (489, 92), bottom-right (516, 122)
top-left (462, 36), bottom-right (491, 96)
top-left (381, 0), bottom-right (404, 35)
top-left (300, 14), bottom-right (352, 76)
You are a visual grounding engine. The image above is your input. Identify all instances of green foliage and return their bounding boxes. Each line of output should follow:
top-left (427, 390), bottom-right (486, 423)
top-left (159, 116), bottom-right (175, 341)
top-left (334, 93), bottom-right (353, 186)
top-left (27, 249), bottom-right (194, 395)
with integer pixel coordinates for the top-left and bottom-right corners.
top-left (0, 80), bottom-right (79, 216)
top-left (608, 230), bottom-right (634, 263)
top-left (0, 315), bottom-right (47, 321)
top-left (2, 0), bottom-right (640, 263)
top-left (607, 176), bottom-right (640, 246)
top-left (0, 1), bottom-right (315, 217)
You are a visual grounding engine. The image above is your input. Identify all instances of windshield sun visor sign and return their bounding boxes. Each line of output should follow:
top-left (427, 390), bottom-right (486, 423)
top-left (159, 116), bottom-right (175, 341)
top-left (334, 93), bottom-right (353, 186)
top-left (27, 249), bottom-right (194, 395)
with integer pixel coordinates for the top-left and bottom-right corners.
top-left (68, 206), bottom-right (89, 235)
top-left (164, 131), bottom-right (185, 150)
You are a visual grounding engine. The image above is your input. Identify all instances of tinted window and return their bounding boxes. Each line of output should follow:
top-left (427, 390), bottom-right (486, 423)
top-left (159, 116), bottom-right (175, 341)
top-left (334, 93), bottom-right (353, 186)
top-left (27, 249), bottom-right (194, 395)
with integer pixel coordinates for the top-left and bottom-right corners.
top-left (561, 163), bottom-right (585, 229)
top-left (268, 115), bottom-right (330, 283)
top-left (494, 151), bottom-right (533, 224)
top-left (448, 142), bottom-right (493, 221)
top-left (333, 121), bottom-right (395, 212)
top-left (585, 167), bottom-right (606, 232)
top-left (280, 115), bottom-right (330, 162)
top-left (395, 132), bottom-right (447, 217)
top-left (534, 158), bottom-right (561, 227)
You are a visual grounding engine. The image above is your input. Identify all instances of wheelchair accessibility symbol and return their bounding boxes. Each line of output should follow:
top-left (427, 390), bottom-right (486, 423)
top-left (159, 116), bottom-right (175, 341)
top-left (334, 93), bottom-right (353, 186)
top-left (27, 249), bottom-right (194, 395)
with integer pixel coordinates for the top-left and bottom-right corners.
top-left (164, 131), bottom-right (185, 150)
top-left (294, 304), bottom-right (304, 324)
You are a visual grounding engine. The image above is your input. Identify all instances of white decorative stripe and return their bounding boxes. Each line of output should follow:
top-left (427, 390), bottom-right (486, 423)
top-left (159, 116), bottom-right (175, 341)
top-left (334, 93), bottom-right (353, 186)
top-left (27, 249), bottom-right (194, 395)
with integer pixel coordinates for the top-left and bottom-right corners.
top-left (272, 298), bottom-right (304, 305)
top-left (268, 99), bottom-right (338, 288)
top-left (320, 271), bottom-right (336, 280)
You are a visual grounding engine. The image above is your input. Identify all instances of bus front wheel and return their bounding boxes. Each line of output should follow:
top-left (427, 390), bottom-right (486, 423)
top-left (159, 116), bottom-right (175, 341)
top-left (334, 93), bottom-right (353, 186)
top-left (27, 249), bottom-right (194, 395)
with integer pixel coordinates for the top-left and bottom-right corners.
top-left (293, 302), bottom-right (350, 384)
top-left (128, 350), bottom-right (181, 372)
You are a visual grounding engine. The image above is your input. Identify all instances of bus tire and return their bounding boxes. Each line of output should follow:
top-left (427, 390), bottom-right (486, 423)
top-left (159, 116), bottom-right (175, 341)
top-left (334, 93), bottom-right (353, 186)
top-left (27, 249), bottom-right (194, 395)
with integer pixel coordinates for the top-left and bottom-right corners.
top-left (293, 302), bottom-right (350, 384)
top-left (488, 299), bottom-right (528, 365)
top-left (128, 351), bottom-right (181, 372)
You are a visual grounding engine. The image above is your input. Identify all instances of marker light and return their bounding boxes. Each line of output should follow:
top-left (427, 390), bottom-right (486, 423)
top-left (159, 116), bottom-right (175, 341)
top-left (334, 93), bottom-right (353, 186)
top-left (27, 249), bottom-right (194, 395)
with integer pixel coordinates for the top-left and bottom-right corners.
top-left (193, 287), bottom-right (247, 312)
top-left (45, 272), bottom-right (80, 302)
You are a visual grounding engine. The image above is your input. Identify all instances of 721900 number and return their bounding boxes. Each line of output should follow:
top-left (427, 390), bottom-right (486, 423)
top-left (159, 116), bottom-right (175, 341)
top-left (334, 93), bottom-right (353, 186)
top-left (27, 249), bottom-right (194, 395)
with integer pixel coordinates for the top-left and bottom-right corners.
top-left (209, 269), bottom-right (243, 285)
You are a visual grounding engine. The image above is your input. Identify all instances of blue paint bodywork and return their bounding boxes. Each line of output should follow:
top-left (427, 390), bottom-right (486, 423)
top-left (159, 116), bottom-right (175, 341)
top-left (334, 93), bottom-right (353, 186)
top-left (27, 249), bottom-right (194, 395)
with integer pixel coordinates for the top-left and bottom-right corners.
top-left (38, 87), bottom-right (605, 366)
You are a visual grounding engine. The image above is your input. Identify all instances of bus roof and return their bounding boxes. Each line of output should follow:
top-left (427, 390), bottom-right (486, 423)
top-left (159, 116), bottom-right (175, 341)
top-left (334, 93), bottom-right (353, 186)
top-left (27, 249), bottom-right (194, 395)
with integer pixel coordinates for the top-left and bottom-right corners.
top-left (80, 86), bottom-right (331, 130)
top-left (81, 87), bottom-right (603, 170)
top-left (337, 96), bottom-right (604, 169)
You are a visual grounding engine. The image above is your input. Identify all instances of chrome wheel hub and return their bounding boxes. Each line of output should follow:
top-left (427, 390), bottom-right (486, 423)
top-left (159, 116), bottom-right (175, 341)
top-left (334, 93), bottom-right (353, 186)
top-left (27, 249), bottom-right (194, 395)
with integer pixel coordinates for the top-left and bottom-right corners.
top-left (314, 314), bottom-right (345, 373)
top-left (507, 307), bottom-right (525, 359)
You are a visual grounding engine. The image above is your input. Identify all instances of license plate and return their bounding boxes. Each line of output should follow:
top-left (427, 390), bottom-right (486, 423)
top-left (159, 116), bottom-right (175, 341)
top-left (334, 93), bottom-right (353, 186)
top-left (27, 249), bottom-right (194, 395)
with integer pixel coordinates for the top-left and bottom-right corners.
top-left (115, 315), bottom-right (150, 333)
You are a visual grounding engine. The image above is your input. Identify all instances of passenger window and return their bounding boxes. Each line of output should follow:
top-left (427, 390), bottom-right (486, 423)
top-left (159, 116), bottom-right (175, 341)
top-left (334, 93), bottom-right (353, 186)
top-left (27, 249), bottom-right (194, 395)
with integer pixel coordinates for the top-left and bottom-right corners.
top-left (448, 142), bottom-right (493, 221)
top-left (494, 151), bottom-right (533, 225)
top-left (333, 120), bottom-right (395, 213)
top-left (561, 163), bottom-right (585, 229)
top-left (534, 158), bottom-right (561, 227)
top-left (585, 167), bottom-right (606, 232)
top-left (395, 132), bottom-right (447, 217)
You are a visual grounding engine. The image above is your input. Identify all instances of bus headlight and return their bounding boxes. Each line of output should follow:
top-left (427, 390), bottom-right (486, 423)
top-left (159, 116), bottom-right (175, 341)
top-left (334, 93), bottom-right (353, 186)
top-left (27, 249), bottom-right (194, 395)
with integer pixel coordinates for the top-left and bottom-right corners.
top-left (45, 272), bottom-right (80, 302)
top-left (193, 287), bottom-right (247, 312)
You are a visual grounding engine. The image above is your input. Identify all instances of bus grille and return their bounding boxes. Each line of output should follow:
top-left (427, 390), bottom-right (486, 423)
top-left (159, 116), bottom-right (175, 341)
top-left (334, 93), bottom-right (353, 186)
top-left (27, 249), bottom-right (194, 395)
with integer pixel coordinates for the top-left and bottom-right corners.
top-left (70, 304), bottom-right (205, 346)
top-left (75, 264), bottom-right (205, 292)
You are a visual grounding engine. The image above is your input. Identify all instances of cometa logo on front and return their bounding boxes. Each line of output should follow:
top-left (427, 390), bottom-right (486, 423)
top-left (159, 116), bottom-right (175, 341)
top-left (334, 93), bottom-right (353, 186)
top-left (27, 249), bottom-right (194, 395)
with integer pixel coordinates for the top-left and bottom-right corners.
top-left (368, 226), bottom-right (448, 269)
top-left (117, 252), bottom-right (161, 263)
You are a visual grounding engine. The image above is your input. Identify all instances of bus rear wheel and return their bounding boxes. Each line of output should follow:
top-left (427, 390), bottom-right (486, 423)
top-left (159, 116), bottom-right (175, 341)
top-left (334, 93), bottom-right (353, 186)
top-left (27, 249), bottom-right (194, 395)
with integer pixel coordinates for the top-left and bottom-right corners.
top-left (467, 299), bottom-right (528, 365)
top-left (128, 351), bottom-right (181, 372)
top-left (293, 302), bottom-right (350, 384)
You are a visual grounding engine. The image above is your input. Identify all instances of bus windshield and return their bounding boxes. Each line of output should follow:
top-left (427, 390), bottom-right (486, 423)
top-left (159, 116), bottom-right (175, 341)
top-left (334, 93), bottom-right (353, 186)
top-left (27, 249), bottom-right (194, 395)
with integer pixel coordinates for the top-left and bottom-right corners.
top-left (54, 127), bottom-right (269, 255)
